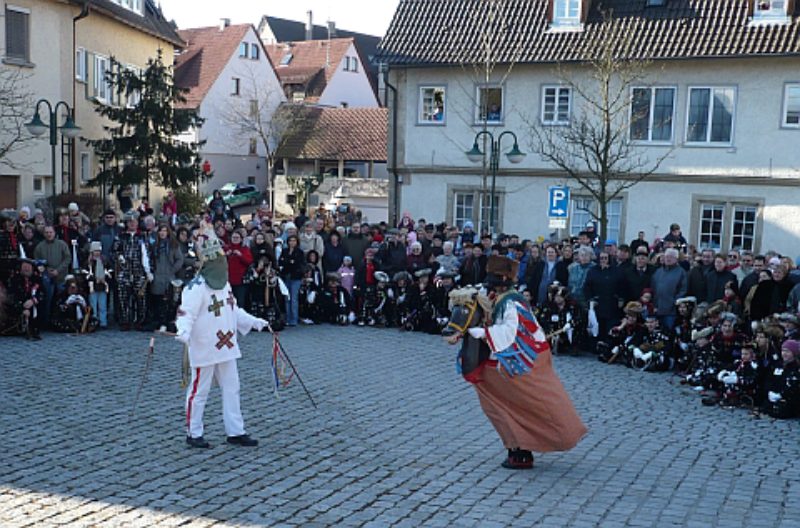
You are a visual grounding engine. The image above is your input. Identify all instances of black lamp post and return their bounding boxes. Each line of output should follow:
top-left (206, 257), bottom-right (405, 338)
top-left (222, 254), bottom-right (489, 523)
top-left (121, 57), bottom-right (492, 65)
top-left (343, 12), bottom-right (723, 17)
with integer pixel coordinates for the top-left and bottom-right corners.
top-left (465, 130), bottom-right (525, 234)
top-left (25, 99), bottom-right (81, 219)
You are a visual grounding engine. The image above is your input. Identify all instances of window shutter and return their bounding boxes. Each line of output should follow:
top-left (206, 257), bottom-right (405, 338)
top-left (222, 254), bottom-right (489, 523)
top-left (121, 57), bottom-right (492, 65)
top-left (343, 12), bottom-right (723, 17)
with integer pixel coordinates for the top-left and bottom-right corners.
top-left (5, 9), bottom-right (30, 61)
top-left (546, 0), bottom-right (554, 23)
top-left (788, 0), bottom-right (796, 15)
top-left (746, 0), bottom-right (755, 16)
top-left (581, 0), bottom-right (592, 23)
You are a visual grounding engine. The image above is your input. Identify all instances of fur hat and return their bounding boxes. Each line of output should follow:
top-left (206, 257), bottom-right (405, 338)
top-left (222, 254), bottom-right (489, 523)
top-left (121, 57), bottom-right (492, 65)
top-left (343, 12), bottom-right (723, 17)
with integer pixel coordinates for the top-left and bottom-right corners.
top-left (485, 255), bottom-right (519, 287)
top-left (623, 301), bottom-right (644, 316)
top-left (692, 327), bottom-right (714, 342)
top-left (436, 268), bottom-right (457, 280)
top-left (326, 272), bottom-right (341, 283)
top-left (706, 300), bottom-right (726, 318)
top-left (374, 271), bottom-right (390, 283)
top-left (753, 321), bottom-right (785, 340)
top-left (778, 312), bottom-right (799, 326)
top-left (89, 241), bottom-right (102, 252)
top-left (675, 296), bottom-right (697, 306)
top-left (414, 268), bottom-right (432, 278)
top-left (548, 282), bottom-right (569, 300)
top-left (393, 271), bottom-right (412, 283)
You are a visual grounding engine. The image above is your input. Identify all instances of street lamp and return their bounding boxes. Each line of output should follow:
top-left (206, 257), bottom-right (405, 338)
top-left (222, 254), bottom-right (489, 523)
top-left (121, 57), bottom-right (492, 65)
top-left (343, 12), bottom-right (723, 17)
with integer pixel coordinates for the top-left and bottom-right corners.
top-left (465, 130), bottom-right (525, 234)
top-left (25, 99), bottom-right (81, 219)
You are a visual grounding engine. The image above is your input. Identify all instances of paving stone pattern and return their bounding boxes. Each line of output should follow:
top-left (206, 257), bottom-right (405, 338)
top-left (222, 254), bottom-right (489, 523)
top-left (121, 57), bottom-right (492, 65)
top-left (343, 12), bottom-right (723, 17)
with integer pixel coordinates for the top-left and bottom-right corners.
top-left (1, 326), bottom-right (799, 527)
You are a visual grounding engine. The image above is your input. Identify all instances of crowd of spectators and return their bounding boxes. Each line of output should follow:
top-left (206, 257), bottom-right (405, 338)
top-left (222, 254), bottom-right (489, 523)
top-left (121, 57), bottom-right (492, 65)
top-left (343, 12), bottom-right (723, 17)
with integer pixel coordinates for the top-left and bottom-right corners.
top-left (0, 198), bottom-right (797, 420)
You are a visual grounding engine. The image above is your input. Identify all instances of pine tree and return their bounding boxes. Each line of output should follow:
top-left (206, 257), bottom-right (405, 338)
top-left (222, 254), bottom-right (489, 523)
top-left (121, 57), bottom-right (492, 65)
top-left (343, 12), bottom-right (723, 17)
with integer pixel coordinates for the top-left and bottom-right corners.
top-left (87, 49), bottom-right (207, 199)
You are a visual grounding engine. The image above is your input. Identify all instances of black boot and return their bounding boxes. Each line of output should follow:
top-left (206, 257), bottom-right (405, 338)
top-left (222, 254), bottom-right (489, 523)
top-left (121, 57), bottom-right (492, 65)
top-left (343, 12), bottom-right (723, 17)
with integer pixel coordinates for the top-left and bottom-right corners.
top-left (186, 436), bottom-right (211, 448)
top-left (226, 434), bottom-right (258, 447)
top-left (501, 448), bottom-right (534, 470)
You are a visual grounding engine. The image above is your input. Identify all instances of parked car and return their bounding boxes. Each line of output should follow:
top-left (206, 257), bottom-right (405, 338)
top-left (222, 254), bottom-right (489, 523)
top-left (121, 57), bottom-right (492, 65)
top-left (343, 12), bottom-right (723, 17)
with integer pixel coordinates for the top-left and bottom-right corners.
top-left (205, 183), bottom-right (262, 208)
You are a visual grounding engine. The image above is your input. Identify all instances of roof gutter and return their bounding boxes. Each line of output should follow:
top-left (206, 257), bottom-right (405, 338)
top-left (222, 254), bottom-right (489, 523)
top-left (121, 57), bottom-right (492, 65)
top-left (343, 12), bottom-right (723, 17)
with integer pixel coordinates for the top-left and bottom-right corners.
top-left (382, 63), bottom-right (400, 226)
top-left (71, 0), bottom-right (90, 194)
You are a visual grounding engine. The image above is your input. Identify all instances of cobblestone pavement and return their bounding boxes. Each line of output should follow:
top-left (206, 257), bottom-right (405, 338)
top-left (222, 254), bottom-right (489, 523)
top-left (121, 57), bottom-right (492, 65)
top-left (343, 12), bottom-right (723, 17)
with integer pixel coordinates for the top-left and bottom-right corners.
top-left (2, 325), bottom-right (799, 527)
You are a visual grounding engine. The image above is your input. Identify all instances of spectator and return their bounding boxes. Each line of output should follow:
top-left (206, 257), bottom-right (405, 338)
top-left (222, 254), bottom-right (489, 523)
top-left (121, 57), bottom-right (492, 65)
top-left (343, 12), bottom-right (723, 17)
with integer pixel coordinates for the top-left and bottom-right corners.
top-left (342, 223), bottom-right (370, 273)
top-left (322, 231), bottom-right (346, 273)
top-left (624, 247), bottom-right (656, 302)
top-left (584, 251), bottom-right (625, 341)
top-left (663, 223), bottom-right (688, 252)
top-left (526, 245), bottom-right (559, 306)
top-left (568, 246), bottom-right (595, 309)
top-left (651, 248), bottom-right (688, 330)
top-left (149, 224), bottom-right (184, 330)
top-left (688, 249), bottom-right (715, 302)
top-left (629, 231), bottom-right (649, 255)
top-left (705, 254), bottom-right (738, 302)
top-left (435, 241), bottom-right (460, 275)
top-left (34, 225), bottom-right (71, 325)
top-left (278, 234), bottom-right (305, 327)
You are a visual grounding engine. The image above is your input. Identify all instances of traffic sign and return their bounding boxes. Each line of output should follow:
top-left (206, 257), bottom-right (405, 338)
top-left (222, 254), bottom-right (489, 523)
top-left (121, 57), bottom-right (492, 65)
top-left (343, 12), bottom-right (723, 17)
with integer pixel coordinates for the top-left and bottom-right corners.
top-left (548, 218), bottom-right (567, 229)
top-left (548, 186), bottom-right (570, 218)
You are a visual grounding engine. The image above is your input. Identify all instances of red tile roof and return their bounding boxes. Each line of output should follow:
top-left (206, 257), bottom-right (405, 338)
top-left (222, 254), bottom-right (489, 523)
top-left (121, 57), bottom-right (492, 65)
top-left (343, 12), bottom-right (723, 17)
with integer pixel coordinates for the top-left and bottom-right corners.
top-left (265, 38), bottom-right (355, 90)
top-left (276, 106), bottom-right (388, 162)
top-left (378, 0), bottom-right (800, 66)
top-left (174, 24), bottom-right (252, 108)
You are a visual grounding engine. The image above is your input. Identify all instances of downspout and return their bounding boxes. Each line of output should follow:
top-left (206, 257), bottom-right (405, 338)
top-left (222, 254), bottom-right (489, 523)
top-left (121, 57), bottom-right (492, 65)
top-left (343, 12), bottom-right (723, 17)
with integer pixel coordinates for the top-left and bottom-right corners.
top-left (72, 1), bottom-right (90, 194)
top-left (383, 64), bottom-right (400, 226)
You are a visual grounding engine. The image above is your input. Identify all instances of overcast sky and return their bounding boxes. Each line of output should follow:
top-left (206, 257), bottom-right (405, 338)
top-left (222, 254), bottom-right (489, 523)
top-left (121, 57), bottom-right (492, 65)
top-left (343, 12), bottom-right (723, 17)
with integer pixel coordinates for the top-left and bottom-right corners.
top-left (158, 0), bottom-right (400, 37)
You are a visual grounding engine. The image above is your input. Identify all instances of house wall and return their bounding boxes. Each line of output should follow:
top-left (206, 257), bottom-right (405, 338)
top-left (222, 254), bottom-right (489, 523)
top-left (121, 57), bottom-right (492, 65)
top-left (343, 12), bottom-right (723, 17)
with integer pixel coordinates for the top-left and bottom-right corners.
top-left (199, 153), bottom-right (266, 196)
top-left (0, 0), bottom-right (75, 210)
top-left (390, 56), bottom-right (800, 252)
top-left (199, 26), bottom-right (284, 198)
top-left (318, 42), bottom-right (379, 108)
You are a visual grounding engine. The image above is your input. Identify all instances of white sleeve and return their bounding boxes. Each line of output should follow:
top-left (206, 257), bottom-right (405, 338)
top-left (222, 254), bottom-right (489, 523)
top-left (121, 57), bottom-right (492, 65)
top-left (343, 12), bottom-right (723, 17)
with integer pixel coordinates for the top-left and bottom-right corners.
top-left (141, 241), bottom-right (151, 274)
top-left (175, 284), bottom-right (203, 337)
top-left (485, 303), bottom-right (518, 355)
top-left (235, 306), bottom-right (260, 336)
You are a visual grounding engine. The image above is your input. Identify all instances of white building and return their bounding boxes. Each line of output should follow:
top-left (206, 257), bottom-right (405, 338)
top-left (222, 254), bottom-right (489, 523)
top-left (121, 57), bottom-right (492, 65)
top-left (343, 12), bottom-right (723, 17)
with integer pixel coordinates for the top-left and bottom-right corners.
top-left (175, 21), bottom-right (285, 196)
top-left (378, 0), bottom-right (800, 253)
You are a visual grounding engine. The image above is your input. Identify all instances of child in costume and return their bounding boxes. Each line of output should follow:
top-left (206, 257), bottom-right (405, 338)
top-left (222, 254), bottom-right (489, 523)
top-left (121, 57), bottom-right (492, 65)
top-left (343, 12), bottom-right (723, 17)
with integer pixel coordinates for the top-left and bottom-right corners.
top-left (175, 226), bottom-right (268, 449)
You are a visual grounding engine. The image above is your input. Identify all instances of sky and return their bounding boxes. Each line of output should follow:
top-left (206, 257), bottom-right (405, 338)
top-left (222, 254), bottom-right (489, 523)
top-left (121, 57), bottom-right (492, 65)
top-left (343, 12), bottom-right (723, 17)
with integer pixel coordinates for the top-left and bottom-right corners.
top-left (157, 0), bottom-right (400, 37)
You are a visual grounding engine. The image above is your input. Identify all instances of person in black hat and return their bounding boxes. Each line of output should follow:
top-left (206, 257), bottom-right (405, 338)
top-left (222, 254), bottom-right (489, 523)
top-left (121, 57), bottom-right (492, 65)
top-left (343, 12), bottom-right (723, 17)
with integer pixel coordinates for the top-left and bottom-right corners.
top-left (460, 255), bottom-right (587, 470)
top-left (407, 268), bottom-right (436, 333)
top-left (318, 272), bottom-right (353, 325)
top-left (5, 258), bottom-right (45, 339)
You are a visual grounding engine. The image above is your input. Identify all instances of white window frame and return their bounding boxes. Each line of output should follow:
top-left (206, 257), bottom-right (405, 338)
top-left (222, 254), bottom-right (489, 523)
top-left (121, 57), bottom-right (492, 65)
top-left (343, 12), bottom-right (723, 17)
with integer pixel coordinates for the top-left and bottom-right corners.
top-left (475, 84), bottom-right (504, 125)
top-left (753, 0), bottom-right (788, 20)
top-left (93, 54), bottom-right (112, 103)
top-left (552, 0), bottom-right (582, 29)
top-left (5, 5), bottom-right (31, 63)
top-left (731, 204), bottom-right (758, 252)
top-left (453, 192), bottom-right (475, 229)
top-left (239, 42), bottom-right (248, 58)
top-left (685, 86), bottom-right (737, 146)
top-left (698, 203), bottom-right (725, 250)
top-left (75, 47), bottom-right (87, 82)
top-left (79, 152), bottom-right (92, 184)
top-left (418, 85), bottom-right (447, 125)
top-left (250, 44), bottom-right (259, 60)
top-left (781, 83), bottom-right (800, 129)
top-left (569, 196), bottom-right (624, 243)
top-left (125, 65), bottom-right (141, 108)
top-left (541, 85), bottom-right (572, 125)
top-left (629, 86), bottom-right (676, 144)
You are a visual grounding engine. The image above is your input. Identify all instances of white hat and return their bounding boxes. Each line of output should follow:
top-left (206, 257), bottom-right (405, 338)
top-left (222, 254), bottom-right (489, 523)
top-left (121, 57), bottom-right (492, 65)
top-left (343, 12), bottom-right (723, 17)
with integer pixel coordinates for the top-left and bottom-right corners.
top-left (90, 241), bottom-right (102, 252)
top-left (20, 206), bottom-right (31, 216)
top-left (68, 202), bottom-right (79, 212)
top-left (284, 222), bottom-right (297, 231)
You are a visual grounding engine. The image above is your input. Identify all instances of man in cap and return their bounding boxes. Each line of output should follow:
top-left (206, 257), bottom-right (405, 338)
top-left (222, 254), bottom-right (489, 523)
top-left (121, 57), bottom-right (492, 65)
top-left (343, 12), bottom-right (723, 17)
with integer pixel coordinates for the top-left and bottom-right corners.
top-left (176, 226), bottom-right (269, 448)
top-left (456, 255), bottom-right (587, 469)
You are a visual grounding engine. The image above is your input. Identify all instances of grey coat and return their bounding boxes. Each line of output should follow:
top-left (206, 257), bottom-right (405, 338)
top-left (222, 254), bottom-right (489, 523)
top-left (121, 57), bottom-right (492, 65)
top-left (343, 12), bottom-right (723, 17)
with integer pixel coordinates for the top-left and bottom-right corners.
top-left (651, 264), bottom-right (688, 317)
top-left (150, 242), bottom-right (184, 296)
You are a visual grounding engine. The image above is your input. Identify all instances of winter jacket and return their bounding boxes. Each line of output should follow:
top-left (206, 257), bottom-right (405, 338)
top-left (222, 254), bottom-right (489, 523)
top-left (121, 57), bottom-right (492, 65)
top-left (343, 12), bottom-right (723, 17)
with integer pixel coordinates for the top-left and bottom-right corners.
top-left (584, 265), bottom-right (625, 320)
top-left (687, 264), bottom-right (711, 302)
top-left (225, 243), bottom-right (253, 286)
top-left (623, 264), bottom-right (655, 302)
top-left (322, 240), bottom-right (346, 273)
top-left (150, 240), bottom-right (184, 295)
top-left (34, 239), bottom-right (71, 283)
top-left (279, 246), bottom-right (306, 281)
top-left (377, 241), bottom-right (408, 276)
top-left (651, 264), bottom-right (688, 317)
top-left (567, 261), bottom-right (595, 307)
top-left (342, 233), bottom-right (370, 272)
top-left (705, 268), bottom-right (738, 302)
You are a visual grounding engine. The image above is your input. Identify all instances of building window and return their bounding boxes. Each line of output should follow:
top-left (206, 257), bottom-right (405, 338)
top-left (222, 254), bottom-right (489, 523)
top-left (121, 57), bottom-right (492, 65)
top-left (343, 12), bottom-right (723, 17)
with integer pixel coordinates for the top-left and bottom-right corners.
top-left (696, 200), bottom-right (761, 251)
top-left (569, 197), bottom-right (623, 243)
top-left (249, 138), bottom-right (257, 155)
top-left (630, 87), bottom-right (675, 142)
top-left (126, 66), bottom-right (141, 107)
top-left (247, 176), bottom-right (256, 185)
top-left (112, 0), bottom-right (143, 15)
top-left (280, 52), bottom-right (293, 66)
top-left (782, 84), bottom-right (800, 128)
top-left (5, 6), bottom-right (30, 63)
top-left (292, 91), bottom-right (304, 103)
top-left (232, 77), bottom-right (240, 96)
top-left (80, 152), bottom-right (91, 184)
top-left (250, 45), bottom-right (259, 60)
top-left (75, 48), bottom-right (88, 82)
top-left (94, 55), bottom-right (112, 102)
top-left (344, 56), bottom-right (359, 72)
top-left (453, 192), bottom-right (475, 229)
top-left (686, 87), bottom-right (735, 145)
top-left (541, 85), bottom-right (571, 125)
top-left (476, 85), bottom-right (503, 124)
top-left (33, 177), bottom-right (43, 194)
top-left (239, 42), bottom-right (248, 58)
top-left (754, 0), bottom-right (788, 19)
top-left (419, 86), bottom-right (446, 124)
top-left (552, 0), bottom-right (581, 28)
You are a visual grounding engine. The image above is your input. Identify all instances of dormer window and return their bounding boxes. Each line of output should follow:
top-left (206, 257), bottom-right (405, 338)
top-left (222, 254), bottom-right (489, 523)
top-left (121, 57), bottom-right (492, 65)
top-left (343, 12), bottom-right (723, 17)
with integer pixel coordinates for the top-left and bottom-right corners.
top-left (552, 0), bottom-right (581, 30)
top-left (752, 0), bottom-right (789, 24)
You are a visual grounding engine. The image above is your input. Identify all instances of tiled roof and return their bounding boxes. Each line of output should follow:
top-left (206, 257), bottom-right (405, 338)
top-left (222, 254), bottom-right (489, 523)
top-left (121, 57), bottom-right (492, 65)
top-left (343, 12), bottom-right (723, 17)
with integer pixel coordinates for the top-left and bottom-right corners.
top-left (276, 106), bottom-right (388, 162)
top-left (377, 0), bottom-right (800, 66)
top-left (78, 0), bottom-right (184, 47)
top-left (259, 16), bottom-right (381, 95)
top-left (265, 38), bottom-right (355, 91)
top-left (174, 24), bottom-right (251, 108)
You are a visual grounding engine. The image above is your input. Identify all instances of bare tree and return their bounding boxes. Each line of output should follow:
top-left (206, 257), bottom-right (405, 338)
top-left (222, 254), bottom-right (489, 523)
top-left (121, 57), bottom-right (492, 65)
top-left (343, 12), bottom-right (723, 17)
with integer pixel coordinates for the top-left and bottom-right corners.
top-left (522, 14), bottom-right (673, 244)
top-left (218, 68), bottom-right (290, 209)
top-left (0, 68), bottom-right (34, 168)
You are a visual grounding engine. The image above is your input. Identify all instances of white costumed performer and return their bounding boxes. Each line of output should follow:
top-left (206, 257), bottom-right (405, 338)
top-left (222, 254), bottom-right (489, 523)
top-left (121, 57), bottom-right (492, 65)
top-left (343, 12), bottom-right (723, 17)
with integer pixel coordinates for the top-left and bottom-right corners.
top-left (175, 226), bottom-right (268, 448)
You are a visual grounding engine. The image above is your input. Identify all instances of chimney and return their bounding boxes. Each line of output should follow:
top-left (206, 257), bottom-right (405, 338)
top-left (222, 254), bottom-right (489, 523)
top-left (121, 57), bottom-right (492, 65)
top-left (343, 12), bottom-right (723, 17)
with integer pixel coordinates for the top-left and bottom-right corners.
top-left (306, 10), bottom-right (313, 40)
top-left (327, 20), bottom-right (337, 39)
top-left (219, 18), bottom-right (230, 31)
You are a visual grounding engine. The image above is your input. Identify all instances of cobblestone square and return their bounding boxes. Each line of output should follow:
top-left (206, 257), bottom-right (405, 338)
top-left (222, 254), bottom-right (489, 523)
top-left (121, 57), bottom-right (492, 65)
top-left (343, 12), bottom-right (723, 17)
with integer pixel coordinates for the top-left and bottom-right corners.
top-left (1, 326), bottom-right (798, 527)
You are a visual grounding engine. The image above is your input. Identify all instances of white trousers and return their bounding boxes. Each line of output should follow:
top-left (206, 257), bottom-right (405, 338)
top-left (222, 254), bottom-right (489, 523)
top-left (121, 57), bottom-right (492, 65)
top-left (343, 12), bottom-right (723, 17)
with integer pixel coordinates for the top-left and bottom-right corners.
top-left (185, 359), bottom-right (246, 438)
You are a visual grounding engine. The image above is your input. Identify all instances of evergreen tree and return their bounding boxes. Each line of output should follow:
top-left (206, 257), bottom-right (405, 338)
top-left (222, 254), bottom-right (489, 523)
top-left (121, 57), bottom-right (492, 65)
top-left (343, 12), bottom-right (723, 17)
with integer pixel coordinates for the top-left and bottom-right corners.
top-left (87, 49), bottom-right (207, 199)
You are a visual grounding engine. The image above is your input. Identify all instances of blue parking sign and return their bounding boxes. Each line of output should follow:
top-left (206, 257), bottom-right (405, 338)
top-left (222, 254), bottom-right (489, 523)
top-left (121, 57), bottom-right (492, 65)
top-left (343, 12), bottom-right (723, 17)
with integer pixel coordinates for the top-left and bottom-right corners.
top-left (548, 186), bottom-right (570, 218)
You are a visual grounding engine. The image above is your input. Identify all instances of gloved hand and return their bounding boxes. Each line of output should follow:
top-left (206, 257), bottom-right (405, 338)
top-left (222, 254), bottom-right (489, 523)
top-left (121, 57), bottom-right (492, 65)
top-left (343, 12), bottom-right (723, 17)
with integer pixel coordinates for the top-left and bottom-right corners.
top-left (633, 347), bottom-right (644, 360)
top-left (562, 322), bottom-right (572, 331)
top-left (468, 327), bottom-right (486, 339)
top-left (348, 312), bottom-right (356, 323)
top-left (717, 370), bottom-right (730, 382)
top-left (721, 373), bottom-right (738, 385)
top-left (387, 289), bottom-right (395, 300)
top-left (253, 318), bottom-right (269, 332)
top-left (175, 331), bottom-right (190, 345)
top-left (640, 351), bottom-right (653, 363)
top-left (768, 391), bottom-right (782, 403)
top-left (398, 294), bottom-right (406, 304)
top-left (680, 342), bottom-right (689, 352)
top-left (147, 272), bottom-right (154, 282)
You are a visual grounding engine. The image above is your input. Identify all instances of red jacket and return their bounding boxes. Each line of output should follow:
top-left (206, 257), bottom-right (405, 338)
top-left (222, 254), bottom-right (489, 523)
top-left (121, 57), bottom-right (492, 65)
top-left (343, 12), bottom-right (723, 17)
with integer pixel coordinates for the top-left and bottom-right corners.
top-left (225, 243), bottom-right (253, 286)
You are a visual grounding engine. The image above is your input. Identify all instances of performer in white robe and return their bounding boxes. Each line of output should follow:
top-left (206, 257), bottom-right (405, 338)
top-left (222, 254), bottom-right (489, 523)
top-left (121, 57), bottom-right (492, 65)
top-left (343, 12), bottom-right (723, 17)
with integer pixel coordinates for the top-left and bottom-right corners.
top-left (176, 228), bottom-right (267, 448)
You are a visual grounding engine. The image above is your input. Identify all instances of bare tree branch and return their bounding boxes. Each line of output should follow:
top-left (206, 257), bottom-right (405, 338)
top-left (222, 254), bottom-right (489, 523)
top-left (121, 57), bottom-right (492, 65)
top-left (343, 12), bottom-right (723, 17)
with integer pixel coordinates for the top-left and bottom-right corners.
top-left (0, 68), bottom-right (35, 169)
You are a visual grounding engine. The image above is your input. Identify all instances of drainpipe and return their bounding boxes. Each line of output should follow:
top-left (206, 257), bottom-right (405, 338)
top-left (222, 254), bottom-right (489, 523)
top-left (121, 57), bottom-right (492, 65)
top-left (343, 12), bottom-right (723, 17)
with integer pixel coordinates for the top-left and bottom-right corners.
top-left (382, 64), bottom-right (400, 227)
top-left (72, 1), bottom-right (90, 195)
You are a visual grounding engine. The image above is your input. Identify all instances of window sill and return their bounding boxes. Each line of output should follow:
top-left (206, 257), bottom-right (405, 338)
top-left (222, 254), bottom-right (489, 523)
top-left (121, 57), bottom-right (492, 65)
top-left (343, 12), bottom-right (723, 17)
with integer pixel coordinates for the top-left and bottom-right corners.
top-left (629, 140), bottom-right (674, 147)
top-left (416, 121), bottom-right (446, 126)
top-left (683, 142), bottom-right (735, 149)
top-left (748, 16), bottom-right (790, 27)
top-left (546, 23), bottom-right (584, 34)
top-left (3, 57), bottom-right (35, 68)
top-left (780, 124), bottom-right (800, 130)
top-left (473, 121), bottom-right (504, 127)
top-left (541, 121), bottom-right (570, 127)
